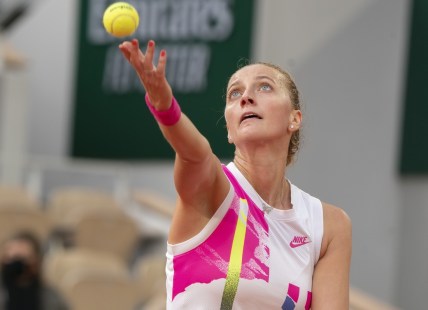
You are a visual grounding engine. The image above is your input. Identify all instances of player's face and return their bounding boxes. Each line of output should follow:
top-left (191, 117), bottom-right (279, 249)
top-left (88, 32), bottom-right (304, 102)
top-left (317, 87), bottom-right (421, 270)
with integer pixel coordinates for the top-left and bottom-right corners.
top-left (225, 64), bottom-right (296, 146)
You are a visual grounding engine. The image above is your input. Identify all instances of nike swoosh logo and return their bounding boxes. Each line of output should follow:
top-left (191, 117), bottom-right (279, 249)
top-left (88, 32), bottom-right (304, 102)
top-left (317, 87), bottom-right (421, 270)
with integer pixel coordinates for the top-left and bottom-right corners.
top-left (289, 241), bottom-right (311, 248)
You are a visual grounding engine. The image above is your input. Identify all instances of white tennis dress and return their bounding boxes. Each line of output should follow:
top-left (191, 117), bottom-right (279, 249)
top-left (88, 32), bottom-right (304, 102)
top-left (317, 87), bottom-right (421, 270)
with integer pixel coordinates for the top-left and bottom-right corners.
top-left (166, 162), bottom-right (324, 309)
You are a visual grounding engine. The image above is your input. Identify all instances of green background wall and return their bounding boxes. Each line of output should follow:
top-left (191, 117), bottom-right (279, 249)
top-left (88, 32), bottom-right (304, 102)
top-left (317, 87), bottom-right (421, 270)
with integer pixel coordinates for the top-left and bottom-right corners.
top-left (71, 0), bottom-right (255, 160)
top-left (400, 0), bottom-right (428, 174)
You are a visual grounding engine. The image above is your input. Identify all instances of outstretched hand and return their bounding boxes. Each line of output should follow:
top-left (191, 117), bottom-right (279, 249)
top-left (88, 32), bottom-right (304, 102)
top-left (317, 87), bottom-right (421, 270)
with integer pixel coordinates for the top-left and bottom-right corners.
top-left (119, 39), bottom-right (173, 110)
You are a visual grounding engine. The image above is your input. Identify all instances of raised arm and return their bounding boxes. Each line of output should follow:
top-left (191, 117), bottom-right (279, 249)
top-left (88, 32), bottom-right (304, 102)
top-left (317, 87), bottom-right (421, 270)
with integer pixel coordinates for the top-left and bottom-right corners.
top-left (119, 40), bottom-right (229, 243)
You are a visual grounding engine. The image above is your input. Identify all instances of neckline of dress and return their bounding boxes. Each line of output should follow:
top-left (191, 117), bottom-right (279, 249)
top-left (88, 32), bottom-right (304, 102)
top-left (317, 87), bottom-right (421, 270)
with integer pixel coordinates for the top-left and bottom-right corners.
top-left (227, 162), bottom-right (298, 220)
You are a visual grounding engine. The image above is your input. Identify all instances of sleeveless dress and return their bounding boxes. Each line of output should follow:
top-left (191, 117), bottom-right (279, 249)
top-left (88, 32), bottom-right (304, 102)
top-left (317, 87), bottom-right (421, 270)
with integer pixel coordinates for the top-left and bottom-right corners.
top-left (166, 162), bottom-right (323, 309)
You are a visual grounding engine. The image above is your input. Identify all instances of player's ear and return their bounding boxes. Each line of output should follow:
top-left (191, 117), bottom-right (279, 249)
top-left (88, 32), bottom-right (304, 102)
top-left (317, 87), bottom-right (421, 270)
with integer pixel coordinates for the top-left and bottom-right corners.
top-left (288, 110), bottom-right (302, 131)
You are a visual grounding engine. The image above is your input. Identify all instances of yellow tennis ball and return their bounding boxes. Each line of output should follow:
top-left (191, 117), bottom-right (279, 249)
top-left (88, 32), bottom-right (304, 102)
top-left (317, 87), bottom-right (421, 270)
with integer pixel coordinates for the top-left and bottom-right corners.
top-left (103, 2), bottom-right (139, 38)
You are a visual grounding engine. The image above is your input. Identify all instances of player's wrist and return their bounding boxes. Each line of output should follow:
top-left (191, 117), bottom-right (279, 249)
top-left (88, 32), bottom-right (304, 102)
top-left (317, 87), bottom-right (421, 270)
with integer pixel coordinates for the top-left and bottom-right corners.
top-left (145, 93), bottom-right (181, 126)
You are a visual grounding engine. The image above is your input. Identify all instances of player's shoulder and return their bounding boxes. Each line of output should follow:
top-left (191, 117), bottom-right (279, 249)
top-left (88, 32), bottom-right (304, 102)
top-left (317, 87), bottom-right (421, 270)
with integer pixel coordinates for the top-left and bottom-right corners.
top-left (322, 202), bottom-right (352, 237)
top-left (319, 202), bottom-right (352, 258)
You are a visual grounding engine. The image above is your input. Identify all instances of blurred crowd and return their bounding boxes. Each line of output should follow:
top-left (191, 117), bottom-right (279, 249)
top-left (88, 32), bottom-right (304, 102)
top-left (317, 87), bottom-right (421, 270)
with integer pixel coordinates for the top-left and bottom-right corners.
top-left (0, 184), bottom-right (167, 310)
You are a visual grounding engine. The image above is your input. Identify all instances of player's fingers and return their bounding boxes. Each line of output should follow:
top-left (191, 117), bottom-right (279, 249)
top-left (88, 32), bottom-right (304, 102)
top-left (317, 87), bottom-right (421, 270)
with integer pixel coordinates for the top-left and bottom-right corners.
top-left (127, 40), bottom-right (145, 73)
top-left (157, 49), bottom-right (167, 77)
top-left (131, 39), bottom-right (140, 52)
top-left (144, 40), bottom-right (155, 71)
top-left (121, 41), bottom-right (142, 62)
top-left (130, 39), bottom-right (144, 60)
top-left (137, 48), bottom-right (145, 67)
top-left (118, 42), bottom-right (132, 62)
top-left (119, 48), bottom-right (131, 63)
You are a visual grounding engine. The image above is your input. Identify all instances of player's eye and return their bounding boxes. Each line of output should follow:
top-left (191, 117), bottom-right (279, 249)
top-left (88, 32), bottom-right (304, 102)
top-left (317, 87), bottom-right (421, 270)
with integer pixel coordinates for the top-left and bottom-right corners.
top-left (260, 84), bottom-right (272, 91)
top-left (228, 89), bottom-right (241, 99)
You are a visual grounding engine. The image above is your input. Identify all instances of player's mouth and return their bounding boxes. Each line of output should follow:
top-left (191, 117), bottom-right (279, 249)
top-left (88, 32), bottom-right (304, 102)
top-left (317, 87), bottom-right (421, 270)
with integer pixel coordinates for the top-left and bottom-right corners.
top-left (240, 112), bottom-right (262, 124)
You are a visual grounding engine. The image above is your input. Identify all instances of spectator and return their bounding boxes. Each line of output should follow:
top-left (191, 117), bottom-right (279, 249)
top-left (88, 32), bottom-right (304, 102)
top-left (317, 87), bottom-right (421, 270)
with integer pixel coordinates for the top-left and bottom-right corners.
top-left (0, 231), bottom-right (69, 310)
